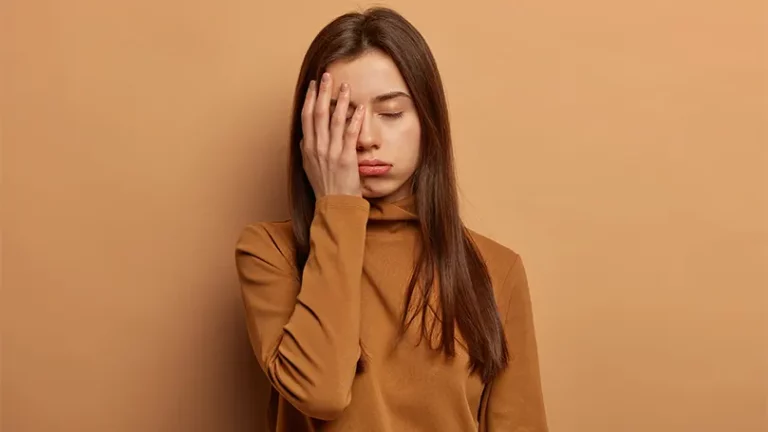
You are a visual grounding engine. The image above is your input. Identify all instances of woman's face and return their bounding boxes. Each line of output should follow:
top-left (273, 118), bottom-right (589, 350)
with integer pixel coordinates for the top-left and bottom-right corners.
top-left (325, 49), bottom-right (421, 203)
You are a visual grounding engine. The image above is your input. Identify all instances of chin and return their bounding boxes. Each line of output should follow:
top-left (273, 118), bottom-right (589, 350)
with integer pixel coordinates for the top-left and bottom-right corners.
top-left (360, 178), bottom-right (399, 199)
top-left (361, 188), bottom-right (393, 199)
top-left (360, 177), bottom-right (411, 202)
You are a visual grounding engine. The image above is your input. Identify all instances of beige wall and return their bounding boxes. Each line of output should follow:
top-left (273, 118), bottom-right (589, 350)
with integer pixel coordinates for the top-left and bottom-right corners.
top-left (2, 0), bottom-right (766, 431)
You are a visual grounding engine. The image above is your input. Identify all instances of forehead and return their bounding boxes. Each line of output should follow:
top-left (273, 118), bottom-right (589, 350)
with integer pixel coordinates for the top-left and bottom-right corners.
top-left (326, 50), bottom-right (409, 99)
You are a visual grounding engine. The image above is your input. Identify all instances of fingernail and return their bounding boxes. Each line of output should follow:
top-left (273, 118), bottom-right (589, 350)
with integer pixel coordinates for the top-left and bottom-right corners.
top-left (322, 73), bottom-right (330, 83)
top-left (308, 80), bottom-right (315, 91)
top-left (340, 83), bottom-right (349, 93)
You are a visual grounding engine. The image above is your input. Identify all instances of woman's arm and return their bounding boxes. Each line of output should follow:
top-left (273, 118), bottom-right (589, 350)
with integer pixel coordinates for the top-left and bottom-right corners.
top-left (480, 255), bottom-right (549, 431)
top-left (235, 195), bottom-right (369, 420)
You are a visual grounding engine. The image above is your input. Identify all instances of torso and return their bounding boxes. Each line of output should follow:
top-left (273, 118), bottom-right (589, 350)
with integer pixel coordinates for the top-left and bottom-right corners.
top-left (261, 218), bottom-right (517, 432)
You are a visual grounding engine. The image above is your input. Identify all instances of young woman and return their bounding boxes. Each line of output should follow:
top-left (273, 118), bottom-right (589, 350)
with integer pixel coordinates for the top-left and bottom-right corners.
top-left (235, 7), bottom-right (548, 431)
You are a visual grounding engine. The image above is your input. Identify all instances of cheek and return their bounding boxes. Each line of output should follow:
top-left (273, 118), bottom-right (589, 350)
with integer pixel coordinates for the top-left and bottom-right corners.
top-left (404, 120), bottom-right (422, 168)
top-left (387, 117), bottom-right (421, 167)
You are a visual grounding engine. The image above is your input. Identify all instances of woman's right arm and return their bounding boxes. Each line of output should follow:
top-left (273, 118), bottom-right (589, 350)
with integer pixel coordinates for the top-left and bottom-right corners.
top-left (236, 73), bottom-right (367, 420)
top-left (235, 194), bottom-right (369, 420)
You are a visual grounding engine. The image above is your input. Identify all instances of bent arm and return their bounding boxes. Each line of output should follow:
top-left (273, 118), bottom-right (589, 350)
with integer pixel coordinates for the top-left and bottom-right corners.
top-left (235, 195), bottom-right (369, 420)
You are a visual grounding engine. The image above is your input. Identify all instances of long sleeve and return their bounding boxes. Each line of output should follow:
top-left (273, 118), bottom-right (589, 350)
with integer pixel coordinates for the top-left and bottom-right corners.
top-left (480, 255), bottom-right (549, 431)
top-left (235, 195), bottom-right (370, 420)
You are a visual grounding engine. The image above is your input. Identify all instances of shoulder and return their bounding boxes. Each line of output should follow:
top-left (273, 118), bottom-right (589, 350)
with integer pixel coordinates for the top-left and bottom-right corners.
top-left (466, 228), bottom-right (521, 278)
top-left (235, 219), bottom-right (297, 271)
top-left (465, 228), bottom-right (527, 311)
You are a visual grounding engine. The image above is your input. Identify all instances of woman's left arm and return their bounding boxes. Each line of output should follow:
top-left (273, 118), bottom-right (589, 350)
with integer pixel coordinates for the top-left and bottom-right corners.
top-left (480, 255), bottom-right (549, 431)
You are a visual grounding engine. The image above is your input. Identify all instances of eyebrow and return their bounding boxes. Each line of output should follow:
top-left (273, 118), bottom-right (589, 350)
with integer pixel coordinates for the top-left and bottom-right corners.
top-left (330, 91), bottom-right (411, 110)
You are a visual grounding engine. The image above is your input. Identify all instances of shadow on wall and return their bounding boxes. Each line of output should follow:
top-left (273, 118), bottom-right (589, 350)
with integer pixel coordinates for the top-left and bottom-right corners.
top-left (225, 112), bottom-right (292, 431)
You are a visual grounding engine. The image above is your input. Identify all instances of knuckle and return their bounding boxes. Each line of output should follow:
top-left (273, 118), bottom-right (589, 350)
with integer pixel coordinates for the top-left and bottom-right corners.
top-left (331, 115), bottom-right (345, 128)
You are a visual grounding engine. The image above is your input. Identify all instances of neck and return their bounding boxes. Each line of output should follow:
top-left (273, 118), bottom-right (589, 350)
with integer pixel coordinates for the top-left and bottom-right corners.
top-left (367, 194), bottom-right (418, 222)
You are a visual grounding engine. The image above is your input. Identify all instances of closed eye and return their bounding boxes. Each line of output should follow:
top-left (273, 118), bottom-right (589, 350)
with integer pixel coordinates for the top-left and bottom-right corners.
top-left (380, 112), bottom-right (404, 119)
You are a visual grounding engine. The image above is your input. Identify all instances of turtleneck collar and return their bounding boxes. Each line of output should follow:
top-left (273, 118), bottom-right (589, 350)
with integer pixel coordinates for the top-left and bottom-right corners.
top-left (367, 195), bottom-right (418, 221)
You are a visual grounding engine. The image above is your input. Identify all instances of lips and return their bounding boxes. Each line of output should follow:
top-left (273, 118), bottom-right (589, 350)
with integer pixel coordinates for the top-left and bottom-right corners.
top-left (358, 159), bottom-right (392, 176)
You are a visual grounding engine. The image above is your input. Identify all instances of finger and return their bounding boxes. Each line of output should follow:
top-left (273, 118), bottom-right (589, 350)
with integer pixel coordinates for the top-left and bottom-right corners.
top-left (329, 82), bottom-right (350, 157)
top-left (301, 81), bottom-right (317, 151)
top-left (343, 104), bottom-right (365, 158)
top-left (313, 73), bottom-right (332, 154)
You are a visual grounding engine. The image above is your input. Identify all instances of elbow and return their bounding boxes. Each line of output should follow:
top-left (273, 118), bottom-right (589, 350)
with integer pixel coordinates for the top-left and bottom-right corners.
top-left (294, 388), bottom-right (352, 420)
top-left (267, 366), bottom-right (352, 420)
top-left (265, 353), bottom-right (355, 420)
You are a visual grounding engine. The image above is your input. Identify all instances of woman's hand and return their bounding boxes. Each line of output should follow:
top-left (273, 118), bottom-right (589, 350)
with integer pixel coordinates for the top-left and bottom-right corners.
top-left (301, 72), bottom-right (366, 199)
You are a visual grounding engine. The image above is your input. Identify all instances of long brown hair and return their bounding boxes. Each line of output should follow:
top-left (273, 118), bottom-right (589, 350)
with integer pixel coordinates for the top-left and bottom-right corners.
top-left (287, 7), bottom-right (508, 383)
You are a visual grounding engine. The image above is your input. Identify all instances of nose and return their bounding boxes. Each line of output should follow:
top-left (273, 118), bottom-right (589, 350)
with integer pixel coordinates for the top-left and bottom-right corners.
top-left (356, 109), bottom-right (380, 151)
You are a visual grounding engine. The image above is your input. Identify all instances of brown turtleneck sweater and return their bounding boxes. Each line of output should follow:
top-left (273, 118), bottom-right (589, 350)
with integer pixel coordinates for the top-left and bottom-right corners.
top-left (235, 195), bottom-right (548, 431)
